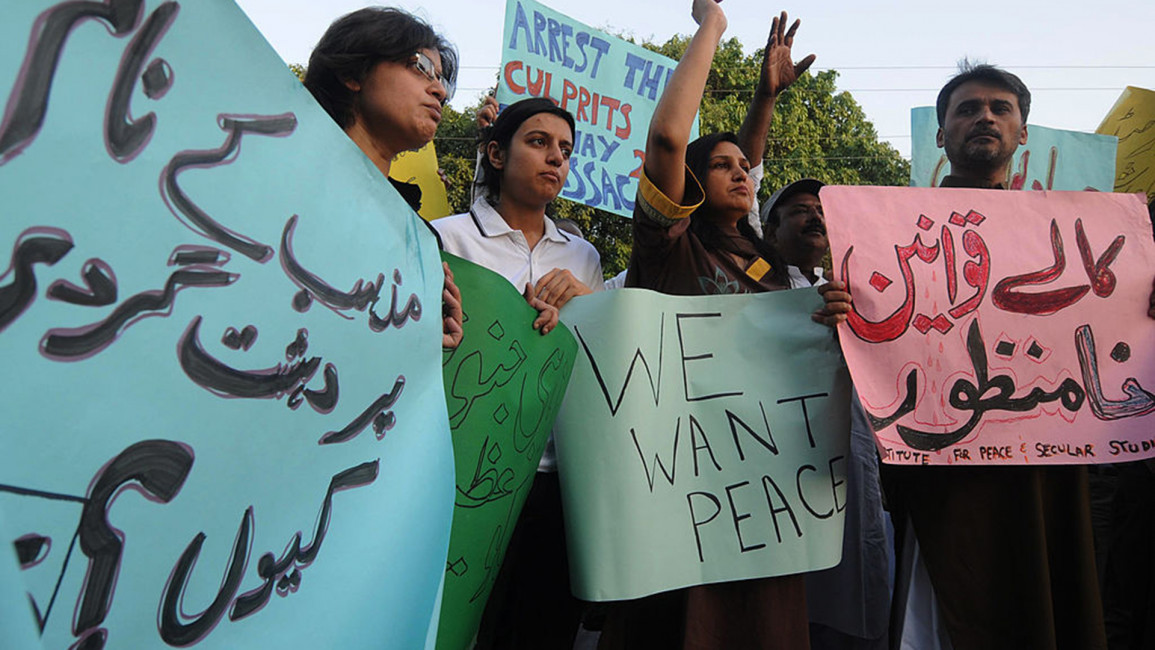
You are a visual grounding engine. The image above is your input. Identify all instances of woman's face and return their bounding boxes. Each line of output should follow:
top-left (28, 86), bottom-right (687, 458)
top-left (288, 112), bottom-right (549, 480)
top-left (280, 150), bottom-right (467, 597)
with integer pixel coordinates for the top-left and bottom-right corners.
top-left (487, 112), bottom-right (573, 208)
top-left (701, 140), bottom-right (754, 221)
top-left (345, 48), bottom-right (447, 156)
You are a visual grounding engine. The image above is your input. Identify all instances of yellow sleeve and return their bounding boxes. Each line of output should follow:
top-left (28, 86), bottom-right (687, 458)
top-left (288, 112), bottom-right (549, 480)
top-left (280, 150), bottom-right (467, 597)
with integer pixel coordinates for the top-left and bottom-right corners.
top-left (636, 167), bottom-right (704, 227)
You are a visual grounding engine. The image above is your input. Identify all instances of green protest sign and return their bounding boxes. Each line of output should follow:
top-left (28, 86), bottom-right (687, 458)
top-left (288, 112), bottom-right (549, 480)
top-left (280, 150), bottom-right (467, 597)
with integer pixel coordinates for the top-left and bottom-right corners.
top-left (555, 288), bottom-right (851, 600)
top-left (437, 254), bottom-right (577, 650)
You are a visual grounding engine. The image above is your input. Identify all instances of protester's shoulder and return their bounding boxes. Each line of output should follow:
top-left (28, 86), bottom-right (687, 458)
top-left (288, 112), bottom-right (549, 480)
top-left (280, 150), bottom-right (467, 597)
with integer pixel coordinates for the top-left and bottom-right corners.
top-left (562, 232), bottom-right (601, 260)
top-left (566, 236), bottom-right (605, 291)
top-left (429, 212), bottom-right (479, 256)
top-left (429, 212), bottom-right (473, 240)
top-left (559, 232), bottom-right (603, 274)
top-left (430, 212), bottom-right (471, 235)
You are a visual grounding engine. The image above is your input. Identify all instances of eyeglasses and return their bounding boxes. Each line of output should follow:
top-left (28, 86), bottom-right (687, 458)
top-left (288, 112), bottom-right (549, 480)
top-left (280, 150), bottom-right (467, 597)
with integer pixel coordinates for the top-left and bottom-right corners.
top-left (410, 51), bottom-right (454, 106)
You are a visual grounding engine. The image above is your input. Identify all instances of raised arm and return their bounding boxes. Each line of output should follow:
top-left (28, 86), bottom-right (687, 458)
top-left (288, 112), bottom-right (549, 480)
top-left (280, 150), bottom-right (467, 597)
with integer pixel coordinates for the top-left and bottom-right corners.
top-left (736, 12), bottom-right (815, 167)
top-left (643, 0), bottom-right (728, 203)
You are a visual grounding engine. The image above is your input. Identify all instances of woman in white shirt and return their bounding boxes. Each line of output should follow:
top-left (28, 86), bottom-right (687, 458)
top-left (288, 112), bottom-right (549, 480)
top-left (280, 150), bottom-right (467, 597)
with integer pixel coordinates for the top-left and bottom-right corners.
top-left (433, 97), bottom-right (604, 650)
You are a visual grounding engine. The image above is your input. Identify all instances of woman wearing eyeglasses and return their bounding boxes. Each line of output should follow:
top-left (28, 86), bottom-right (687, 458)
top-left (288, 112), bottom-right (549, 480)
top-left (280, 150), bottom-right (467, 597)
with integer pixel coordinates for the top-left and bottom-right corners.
top-left (305, 7), bottom-right (464, 348)
top-left (306, 8), bottom-right (455, 189)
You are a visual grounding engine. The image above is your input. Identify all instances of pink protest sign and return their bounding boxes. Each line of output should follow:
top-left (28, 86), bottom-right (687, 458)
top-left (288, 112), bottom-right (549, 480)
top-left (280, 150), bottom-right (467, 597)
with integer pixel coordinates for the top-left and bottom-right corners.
top-left (822, 186), bottom-right (1155, 466)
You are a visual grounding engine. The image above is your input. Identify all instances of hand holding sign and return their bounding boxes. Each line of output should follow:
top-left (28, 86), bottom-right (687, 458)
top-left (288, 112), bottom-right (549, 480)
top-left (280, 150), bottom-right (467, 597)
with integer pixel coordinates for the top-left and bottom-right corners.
top-left (814, 280), bottom-right (853, 327)
top-left (524, 282), bottom-right (559, 335)
top-left (443, 262), bottom-right (465, 349)
top-left (478, 94), bottom-right (500, 130)
top-left (535, 267), bottom-right (594, 309)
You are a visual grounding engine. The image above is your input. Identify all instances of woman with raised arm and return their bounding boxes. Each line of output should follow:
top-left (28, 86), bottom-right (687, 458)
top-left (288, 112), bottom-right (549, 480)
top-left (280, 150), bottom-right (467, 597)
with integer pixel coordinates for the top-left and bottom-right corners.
top-left (305, 7), bottom-right (464, 348)
top-left (624, 0), bottom-right (789, 296)
top-left (603, 2), bottom-right (849, 649)
top-left (624, 3), bottom-right (848, 325)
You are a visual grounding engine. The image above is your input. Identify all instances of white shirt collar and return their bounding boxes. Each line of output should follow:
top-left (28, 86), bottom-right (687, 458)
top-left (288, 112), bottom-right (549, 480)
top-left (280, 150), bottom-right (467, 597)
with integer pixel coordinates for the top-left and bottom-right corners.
top-left (787, 264), bottom-right (827, 289)
top-left (469, 197), bottom-right (570, 244)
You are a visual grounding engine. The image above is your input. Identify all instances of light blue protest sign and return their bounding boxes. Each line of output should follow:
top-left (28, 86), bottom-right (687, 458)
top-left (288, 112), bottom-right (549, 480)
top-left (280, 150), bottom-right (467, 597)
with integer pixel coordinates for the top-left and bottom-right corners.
top-left (497, 0), bottom-right (699, 218)
top-left (910, 106), bottom-right (1118, 190)
top-left (555, 289), bottom-right (851, 600)
top-left (0, 1), bottom-right (453, 648)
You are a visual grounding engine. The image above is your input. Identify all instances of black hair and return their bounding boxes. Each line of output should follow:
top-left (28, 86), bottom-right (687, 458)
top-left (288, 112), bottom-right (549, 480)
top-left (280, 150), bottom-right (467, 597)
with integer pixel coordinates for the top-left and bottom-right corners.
top-left (478, 97), bottom-right (576, 200)
top-left (936, 61), bottom-right (1030, 127)
top-left (304, 8), bottom-right (458, 129)
top-left (684, 133), bottom-right (787, 284)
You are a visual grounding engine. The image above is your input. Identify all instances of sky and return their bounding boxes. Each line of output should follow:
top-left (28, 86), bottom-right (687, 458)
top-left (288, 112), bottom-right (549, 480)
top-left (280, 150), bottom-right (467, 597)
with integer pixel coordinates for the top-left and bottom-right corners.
top-left (234, 0), bottom-right (1155, 159)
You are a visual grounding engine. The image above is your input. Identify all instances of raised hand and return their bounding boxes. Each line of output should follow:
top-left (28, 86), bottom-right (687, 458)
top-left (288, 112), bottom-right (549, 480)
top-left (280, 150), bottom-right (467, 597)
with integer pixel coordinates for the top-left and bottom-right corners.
top-left (691, 0), bottom-right (726, 31)
top-left (476, 93), bottom-right (499, 130)
top-left (758, 11), bottom-right (815, 99)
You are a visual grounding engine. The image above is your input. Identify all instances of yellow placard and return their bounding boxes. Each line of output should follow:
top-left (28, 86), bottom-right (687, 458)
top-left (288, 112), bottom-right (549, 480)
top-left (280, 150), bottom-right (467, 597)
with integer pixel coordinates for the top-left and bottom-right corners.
top-left (390, 142), bottom-right (453, 219)
top-left (1097, 86), bottom-right (1155, 203)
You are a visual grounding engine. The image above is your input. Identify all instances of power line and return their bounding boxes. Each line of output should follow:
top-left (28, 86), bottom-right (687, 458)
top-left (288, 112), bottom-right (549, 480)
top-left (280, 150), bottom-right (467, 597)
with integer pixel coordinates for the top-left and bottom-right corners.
top-left (457, 63), bottom-right (1155, 71)
top-left (817, 65), bottom-right (1155, 70)
top-left (453, 85), bottom-right (1131, 93)
top-left (762, 156), bottom-right (907, 162)
top-left (715, 87), bottom-right (1131, 93)
top-left (434, 134), bottom-right (913, 143)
